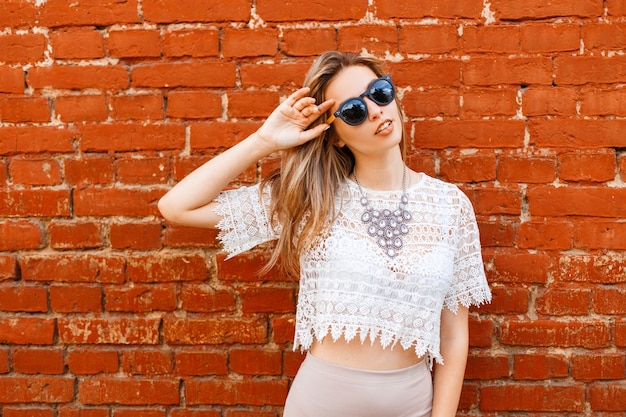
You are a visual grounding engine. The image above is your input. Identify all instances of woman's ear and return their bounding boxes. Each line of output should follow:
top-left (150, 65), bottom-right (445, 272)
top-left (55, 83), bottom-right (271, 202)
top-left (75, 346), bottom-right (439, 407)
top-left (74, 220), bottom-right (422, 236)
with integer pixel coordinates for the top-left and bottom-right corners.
top-left (334, 137), bottom-right (346, 148)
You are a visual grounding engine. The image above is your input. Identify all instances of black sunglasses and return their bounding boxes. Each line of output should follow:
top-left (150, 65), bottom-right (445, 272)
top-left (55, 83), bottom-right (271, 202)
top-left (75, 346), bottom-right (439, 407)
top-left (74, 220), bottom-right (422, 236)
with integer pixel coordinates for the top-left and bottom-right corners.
top-left (326, 75), bottom-right (395, 126)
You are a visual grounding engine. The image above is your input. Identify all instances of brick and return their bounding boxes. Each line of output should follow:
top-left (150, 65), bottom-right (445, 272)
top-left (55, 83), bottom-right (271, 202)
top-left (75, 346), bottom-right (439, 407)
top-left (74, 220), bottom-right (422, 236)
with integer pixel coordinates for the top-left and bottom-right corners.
top-left (400, 25), bottom-right (459, 54)
top-left (580, 87), bottom-right (626, 117)
top-left (527, 186), bottom-right (626, 217)
top-left (28, 65), bottom-right (129, 90)
top-left (491, 251), bottom-right (550, 283)
top-left (12, 348), bottom-right (65, 374)
top-left (480, 383), bottom-right (585, 412)
top-left (74, 187), bottom-right (163, 217)
top-left (0, 256), bottom-right (16, 281)
top-left (185, 379), bottom-right (288, 406)
top-left (513, 353), bottom-right (569, 380)
top-left (10, 158), bottom-right (62, 186)
top-left (0, 317), bottom-right (55, 344)
top-left (0, 33), bottom-right (46, 64)
top-left (0, 126), bottom-right (76, 155)
top-left (392, 59), bottom-right (461, 87)
top-left (282, 28), bottom-right (336, 56)
top-left (490, 0), bottom-right (602, 19)
top-left (49, 221), bottom-right (104, 250)
top-left (462, 87), bottom-right (518, 117)
top-left (498, 156), bottom-right (556, 183)
top-left (516, 221), bottom-right (573, 250)
top-left (162, 225), bottom-right (220, 248)
top-left (589, 382), bottom-right (626, 411)
top-left (0, 348), bottom-right (8, 373)
top-left (113, 409), bottom-right (165, 417)
top-left (593, 286), bottom-right (626, 314)
top-left (59, 318), bottom-right (160, 345)
top-left (64, 156), bottom-right (114, 186)
top-left (217, 252), bottom-right (288, 282)
top-left (469, 317), bottom-right (493, 347)
top-left (50, 284), bottom-right (102, 313)
top-left (476, 219), bottom-right (516, 247)
top-left (522, 86), bottom-right (578, 116)
top-left (227, 91), bottom-right (280, 119)
top-left (535, 287), bottom-right (591, 316)
top-left (413, 120), bottom-right (525, 149)
top-left (179, 284), bottom-right (236, 313)
top-left (142, 0), bottom-right (250, 23)
top-left (110, 94), bottom-right (164, 121)
top-left (110, 222), bottom-right (162, 250)
top-left (0, 376), bottom-right (74, 403)
top-left (0, 66), bottom-right (24, 94)
top-left (461, 25), bottom-right (520, 53)
top-left (257, 0), bottom-right (368, 21)
top-left (174, 350), bottom-right (228, 376)
top-left (575, 221), bottom-right (626, 250)
top-left (222, 28), bottom-right (278, 58)
top-left (555, 56), bottom-right (626, 85)
top-left (39, 0), bottom-right (140, 27)
top-left (283, 350), bottom-right (305, 377)
top-left (190, 121), bottom-right (259, 150)
top-left (377, 0), bottom-right (483, 19)
top-left (558, 151), bottom-right (616, 182)
top-left (465, 354), bottom-right (509, 379)
top-left (521, 23), bottom-right (581, 53)
top-left (55, 95), bottom-right (108, 123)
top-left (0, 2), bottom-right (37, 28)
top-left (50, 28), bottom-right (105, 59)
top-left (242, 287), bottom-right (295, 313)
top-left (162, 29), bottom-right (219, 58)
top-left (131, 62), bottom-right (236, 88)
top-left (571, 354), bottom-right (626, 380)
top-left (477, 286), bottom-right (529, 315)
top-left (67, 348), bottom-right (119, 375)
top-left (79, 124), bottom-right (184, 152)
top-left (163, 316), bottom-right (267, 345)
top-left (107, 30), bottom-right (161, 58)
top-left (229, 349), bottom-right (282, 375)
top-left (20, 254), bottom-right (126, 284)
top-left (170, 410), bottom-right (220, 417)
top-left (121, 350), bottom-right (173, 375)
top-left (556, 255), bottom-right (626, 284)
top-left (240, 63), bottom-right (309, 88)
top-left (126, 254), bottom-right (208, 283)
top-left (339, 25), bottom-right (400, 55)
top-left (3, 408), bottom-right (55, 417)
top-left (78, 377), bottom-right (179, 405)
top-left (105, 284), bottom-right (177, 312)
top-left (0, 96), bottom-right (50, 123)
top-left (57, 407), bottom-right (110, 417)
top-left (584, 22), bottom-right (626, 50)
top-left (439, 150), bottom-right (497, 183)
top-left (0, 189), bottom-right (70, 217)
top-left (0, 284), bottom-right (47, 313)
top-left (0, 220), bottom-right (42, 250)
top-left (608, 0), bottom-right (626, 15)
top-left (166, 91), bottom-right (222, 119)
top-left (271, 316), bottom-right (295, 345)
top-left (463, 57), bottom-right (553, 86)
top-left (403, 89), bottom-right (460, 118)
top-left (115, 157), bottom-right (170, 185)
top-left (463, 187), bottom-right (522, 216)
top-left (500, 320), bottom-right (610, 348)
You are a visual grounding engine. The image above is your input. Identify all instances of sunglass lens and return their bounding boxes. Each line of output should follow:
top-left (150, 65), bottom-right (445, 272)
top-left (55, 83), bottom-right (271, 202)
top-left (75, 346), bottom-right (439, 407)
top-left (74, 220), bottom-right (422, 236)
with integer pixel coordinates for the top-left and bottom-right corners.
top-left (340, 99), bottom-right (367, 125)
top-left (369, 79), bottom-right (394, 105)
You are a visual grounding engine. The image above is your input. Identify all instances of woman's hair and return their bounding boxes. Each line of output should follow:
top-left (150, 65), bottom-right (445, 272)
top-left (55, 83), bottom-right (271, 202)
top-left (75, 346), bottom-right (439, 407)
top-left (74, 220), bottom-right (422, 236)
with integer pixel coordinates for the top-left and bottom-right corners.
top-left (261, 51), bottom-right (407, 276)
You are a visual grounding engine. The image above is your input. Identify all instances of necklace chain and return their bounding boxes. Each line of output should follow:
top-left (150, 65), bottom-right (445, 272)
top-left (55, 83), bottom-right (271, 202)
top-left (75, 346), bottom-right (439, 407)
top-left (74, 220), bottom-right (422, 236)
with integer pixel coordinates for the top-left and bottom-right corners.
top-left (352, 165), bottom-right (412, 258)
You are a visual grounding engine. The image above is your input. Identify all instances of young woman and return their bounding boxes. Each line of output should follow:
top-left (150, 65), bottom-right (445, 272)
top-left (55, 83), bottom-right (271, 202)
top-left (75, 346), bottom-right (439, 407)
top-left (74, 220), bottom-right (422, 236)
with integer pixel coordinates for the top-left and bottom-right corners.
top-left (158, 51), bottom-right (491, 417)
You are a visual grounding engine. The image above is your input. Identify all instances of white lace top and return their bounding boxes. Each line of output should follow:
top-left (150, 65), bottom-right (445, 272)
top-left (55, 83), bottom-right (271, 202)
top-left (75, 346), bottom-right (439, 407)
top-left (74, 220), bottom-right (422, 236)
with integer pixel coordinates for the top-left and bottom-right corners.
top-left (214, 173), bottom-right (491, 365)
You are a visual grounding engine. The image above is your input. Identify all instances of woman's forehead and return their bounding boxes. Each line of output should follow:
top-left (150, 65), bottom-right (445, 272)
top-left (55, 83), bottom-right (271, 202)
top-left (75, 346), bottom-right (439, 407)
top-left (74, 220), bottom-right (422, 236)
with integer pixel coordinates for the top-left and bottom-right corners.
top-left (326, 65), bottom-right (379, 101)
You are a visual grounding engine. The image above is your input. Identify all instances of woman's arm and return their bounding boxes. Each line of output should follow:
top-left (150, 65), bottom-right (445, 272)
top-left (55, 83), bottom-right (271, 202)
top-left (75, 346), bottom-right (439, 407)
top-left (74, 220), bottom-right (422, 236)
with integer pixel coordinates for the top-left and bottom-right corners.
top-left (157, 88), bottom-right (334, 228)
top-left (431, 306), bottom-right (469, 417)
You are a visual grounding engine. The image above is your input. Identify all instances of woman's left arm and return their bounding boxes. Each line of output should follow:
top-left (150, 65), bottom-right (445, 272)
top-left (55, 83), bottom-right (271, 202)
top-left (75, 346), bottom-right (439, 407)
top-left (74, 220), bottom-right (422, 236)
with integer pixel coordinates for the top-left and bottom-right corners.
top-left (431, 306), bottom-right (469, 417)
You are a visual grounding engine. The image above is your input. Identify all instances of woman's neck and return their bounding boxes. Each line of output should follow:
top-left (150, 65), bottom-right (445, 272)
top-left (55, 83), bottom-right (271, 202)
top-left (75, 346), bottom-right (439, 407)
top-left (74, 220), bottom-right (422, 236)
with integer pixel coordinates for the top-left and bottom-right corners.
top-left (352, 154), bottom-right (406, 191)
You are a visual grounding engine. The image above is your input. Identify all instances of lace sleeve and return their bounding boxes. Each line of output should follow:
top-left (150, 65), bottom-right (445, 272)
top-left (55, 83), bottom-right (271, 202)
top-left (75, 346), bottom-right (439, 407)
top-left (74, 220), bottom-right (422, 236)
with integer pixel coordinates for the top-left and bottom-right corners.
top-left (444, 191), bottom-right (491, 312)
top-left (213, 183), bottom-right (278, 259)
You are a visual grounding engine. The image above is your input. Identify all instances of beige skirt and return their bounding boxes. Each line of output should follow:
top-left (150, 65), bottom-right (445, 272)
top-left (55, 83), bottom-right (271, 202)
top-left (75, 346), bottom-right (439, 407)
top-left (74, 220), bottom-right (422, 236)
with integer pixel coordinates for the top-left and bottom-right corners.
top-left (283, 353), bottom-right (433, 417)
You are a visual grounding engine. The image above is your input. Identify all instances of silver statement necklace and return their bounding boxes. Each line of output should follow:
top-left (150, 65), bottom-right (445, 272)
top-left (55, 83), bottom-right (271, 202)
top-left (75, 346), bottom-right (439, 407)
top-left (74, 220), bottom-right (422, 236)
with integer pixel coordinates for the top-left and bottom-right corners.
top-left (352, 165), bottom-right (412, 258)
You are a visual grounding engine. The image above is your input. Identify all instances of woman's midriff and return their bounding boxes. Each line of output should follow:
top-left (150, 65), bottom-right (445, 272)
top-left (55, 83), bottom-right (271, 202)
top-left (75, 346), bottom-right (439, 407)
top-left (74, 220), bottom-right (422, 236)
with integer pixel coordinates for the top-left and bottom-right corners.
top-left (309, 336), bottom-right (425, 370)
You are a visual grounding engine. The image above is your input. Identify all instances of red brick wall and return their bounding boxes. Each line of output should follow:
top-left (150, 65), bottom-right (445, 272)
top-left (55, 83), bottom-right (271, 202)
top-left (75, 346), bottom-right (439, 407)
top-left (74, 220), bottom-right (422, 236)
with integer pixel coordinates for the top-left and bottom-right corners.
top-left (1, 0), bottom-right (625, 415)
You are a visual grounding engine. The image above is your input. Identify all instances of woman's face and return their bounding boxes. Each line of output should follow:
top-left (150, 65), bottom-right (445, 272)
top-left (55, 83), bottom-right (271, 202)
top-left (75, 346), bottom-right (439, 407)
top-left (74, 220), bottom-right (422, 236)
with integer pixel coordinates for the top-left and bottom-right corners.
top-left (325, 65), bottom-right (403, 158)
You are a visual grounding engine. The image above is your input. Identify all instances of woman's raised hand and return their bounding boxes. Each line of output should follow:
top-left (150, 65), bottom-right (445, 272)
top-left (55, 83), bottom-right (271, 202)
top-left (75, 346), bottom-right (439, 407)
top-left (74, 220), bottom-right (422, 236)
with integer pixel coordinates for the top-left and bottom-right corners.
top-left (255, 87), bottom-right (335, 152)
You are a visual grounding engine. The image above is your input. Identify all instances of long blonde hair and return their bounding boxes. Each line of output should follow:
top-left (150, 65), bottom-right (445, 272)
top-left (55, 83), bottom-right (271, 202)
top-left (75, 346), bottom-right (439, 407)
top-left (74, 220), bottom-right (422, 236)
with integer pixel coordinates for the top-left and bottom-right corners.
top-left (261, 51), bottom-right (407, 276)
